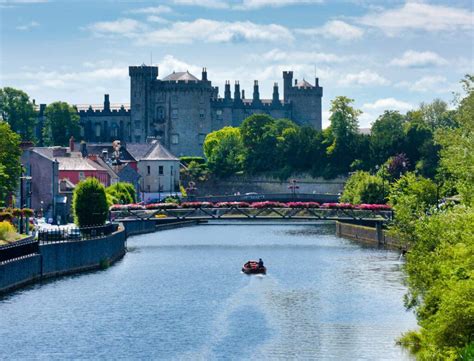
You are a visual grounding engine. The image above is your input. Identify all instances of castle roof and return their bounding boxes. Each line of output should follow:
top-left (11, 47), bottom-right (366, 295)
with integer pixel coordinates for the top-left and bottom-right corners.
top-left (295, 79), bottom-right (314, 89)
top-left (163, 71), bottom-right (199, 82)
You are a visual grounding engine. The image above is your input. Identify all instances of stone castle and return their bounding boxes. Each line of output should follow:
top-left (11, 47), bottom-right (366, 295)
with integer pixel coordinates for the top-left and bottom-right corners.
top-left (40, 65), bottom-right (323, 156)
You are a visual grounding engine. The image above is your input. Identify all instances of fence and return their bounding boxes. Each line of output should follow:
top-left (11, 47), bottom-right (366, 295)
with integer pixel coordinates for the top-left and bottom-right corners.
top-left (38, 223), bottom-right (119, 244)
top-left (0, 236), bottom-right (39, 264)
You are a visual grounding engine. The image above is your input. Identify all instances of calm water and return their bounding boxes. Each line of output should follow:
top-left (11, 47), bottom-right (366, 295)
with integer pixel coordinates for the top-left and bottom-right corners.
top-left (0, 222), bottom-right (416, 360)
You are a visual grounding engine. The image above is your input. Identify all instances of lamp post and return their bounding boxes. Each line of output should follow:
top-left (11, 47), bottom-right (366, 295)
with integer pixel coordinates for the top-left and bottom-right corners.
top-left (288, 179), bottom-right (299, 198)
top-left (186, 181), bottom-right (197, 201)
top-left (19, 165), bottom-right (32, 234)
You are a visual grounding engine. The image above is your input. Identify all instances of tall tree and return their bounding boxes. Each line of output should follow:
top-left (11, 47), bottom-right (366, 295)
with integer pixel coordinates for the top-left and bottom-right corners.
top-left (0, 121), bottom-right (22, 206)
top-left (0, 87), bottom-right (37, 141)
top-left (43, 101), bottom-right (80, 146)
top-left (324, 96), bottom-right (362, 177)
top-left (370, 110), bottom-right (405, 165)
top-left (420, 98), bottom-right (456, 130)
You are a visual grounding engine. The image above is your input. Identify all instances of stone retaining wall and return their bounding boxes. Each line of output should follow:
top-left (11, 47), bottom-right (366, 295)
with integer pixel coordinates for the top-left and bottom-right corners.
top-left (336, 221), bottom-right (402, 249)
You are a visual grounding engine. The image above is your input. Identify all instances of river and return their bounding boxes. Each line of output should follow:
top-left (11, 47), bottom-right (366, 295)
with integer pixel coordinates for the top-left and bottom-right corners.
top-left (0, 222), bottom-right (416, 360)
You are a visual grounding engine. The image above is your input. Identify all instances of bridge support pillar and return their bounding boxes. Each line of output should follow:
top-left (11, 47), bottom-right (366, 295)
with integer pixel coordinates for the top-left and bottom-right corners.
top-left (375, 222), bottom-right (384, 245)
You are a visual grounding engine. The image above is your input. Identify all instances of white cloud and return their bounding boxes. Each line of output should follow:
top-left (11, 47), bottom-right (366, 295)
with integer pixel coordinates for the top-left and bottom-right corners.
top-left (259, 48), bottom-right (352, 64)
top-left (16, 20), bottom-right (39, 31)
top-left (339, 70), bottom-right (390, 86)
top-left (362, 98), bottom-right (414, 111)
top-left (237, 0), bottom-right (323, 10)
top-left (390, 50), bottom-right (448, 68)
top-left (87, 18), bottom-right (143, 37)
top-left (358, 2), bottom-right (473, 34)
top-left (398, 75), bottom-right (448, 92)
top-left (136, 19), bottom-right (293, 44)
top-left (129, 5), bottom-right (172, 15)
top-left (296, 20), bottom-right (364, 41)
top-left (146, 16), bottom-right (169, 24)
top-left (171, 0), bottom-right (229, 9)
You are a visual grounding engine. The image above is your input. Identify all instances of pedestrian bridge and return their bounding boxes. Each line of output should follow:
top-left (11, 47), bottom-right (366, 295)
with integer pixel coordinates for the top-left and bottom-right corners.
top-left (112, 206), bottom-right (393, 223)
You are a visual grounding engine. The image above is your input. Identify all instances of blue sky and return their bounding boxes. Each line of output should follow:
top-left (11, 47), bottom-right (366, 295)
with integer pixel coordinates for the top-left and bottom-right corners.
top-left (0, 0), bottom-right (472, 128)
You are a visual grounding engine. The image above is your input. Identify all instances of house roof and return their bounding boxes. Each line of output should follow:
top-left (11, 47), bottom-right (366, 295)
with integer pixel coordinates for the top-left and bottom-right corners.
top-left (126, 140), bottom-right (179, 161)
top-left (56, 156), bottom-right (108, 172)
top-left (162, 71), bottom-right (199, 82)
top-left (82, 143), bottom-right (136, 162)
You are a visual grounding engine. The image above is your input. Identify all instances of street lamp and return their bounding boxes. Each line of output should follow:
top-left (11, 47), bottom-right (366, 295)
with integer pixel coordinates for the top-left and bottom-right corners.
top-left (186, 181), bottom-right (197, 200)
top-left (19, 171), bottom-right (32, 234)
top-left (288, 179), bottom-right (299, 198)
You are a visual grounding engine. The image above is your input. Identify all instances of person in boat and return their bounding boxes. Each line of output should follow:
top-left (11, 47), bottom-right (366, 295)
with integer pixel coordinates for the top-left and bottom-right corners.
top-left (258, 258), bottom-right (264, 268)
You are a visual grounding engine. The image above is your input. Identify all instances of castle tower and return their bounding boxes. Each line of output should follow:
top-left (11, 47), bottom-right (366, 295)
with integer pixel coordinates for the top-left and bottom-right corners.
top-left (283, 71), bottom-right (293, 102)
top-left (224, 81), bottom-right (231, 100)
top-left (103, 94), bottom-right (110, 112)
top-left (129, 65), bottom-right (158, 143)
top-left (272, 83), bottom-right (280, 106)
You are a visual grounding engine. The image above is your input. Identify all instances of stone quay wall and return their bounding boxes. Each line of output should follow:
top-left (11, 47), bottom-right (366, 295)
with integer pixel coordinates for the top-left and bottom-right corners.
top-left (336, 221), bottom-right (402, 249)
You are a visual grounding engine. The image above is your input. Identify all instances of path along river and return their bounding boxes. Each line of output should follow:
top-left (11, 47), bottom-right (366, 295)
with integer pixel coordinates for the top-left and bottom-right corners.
top-left (0, 222), bottom-right (416, 360)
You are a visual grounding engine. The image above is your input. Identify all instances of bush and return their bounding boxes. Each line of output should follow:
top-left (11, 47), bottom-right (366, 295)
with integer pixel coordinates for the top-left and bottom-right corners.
top-left (106, 182), bottom-right (136, 204)
top-left (0, 220), bottom-right (16, 240)
top-left (0, 211), bottom-right (13, 222)
top-left (179, 156), bottom-right (206, 165)
top-left (340, 171), bottom-right (387, 204)
top-left (72, 177), bottom-right (109, 227)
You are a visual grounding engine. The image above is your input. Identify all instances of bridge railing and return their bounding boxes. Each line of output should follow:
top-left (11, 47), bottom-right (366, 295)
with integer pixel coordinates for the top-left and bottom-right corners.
top-left (111, 206), bottom-right (393, 222)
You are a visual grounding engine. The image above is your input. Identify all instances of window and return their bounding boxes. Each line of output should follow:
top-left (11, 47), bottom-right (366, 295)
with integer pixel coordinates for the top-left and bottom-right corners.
top-left (171, 109), bottom-right (178, 118)
top-left (216, 110), bottom-right (222, 116)
top-left (199, 109), bottom-right (205, 119)
top-left (147, 185), bottom-right (150, 192)
top-left (95, 124), bottom-right (101, 137)
top-left (156, 107), bottom-right (164, 119)
top-left (147, 166), bottom-right (150, 175)
top-left (159, 166), bottom-right (164, 175)
top-left (79, 172), bottom-right (85, 180)
top-left (111, 124), bottom-right (119, 138)
top-left (171, 134), bottom-right (179, 145)
top-left (198, 133), bottom-right (206, 145)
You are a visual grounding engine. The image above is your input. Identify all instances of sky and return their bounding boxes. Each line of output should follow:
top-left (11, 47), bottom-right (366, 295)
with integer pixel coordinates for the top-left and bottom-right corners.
top-left (0, 0), bottom-right (472, 128)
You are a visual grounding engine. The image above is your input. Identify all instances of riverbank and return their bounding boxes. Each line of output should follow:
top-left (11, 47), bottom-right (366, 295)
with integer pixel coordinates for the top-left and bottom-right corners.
top-left (336, 220), bottom-right (402, 249)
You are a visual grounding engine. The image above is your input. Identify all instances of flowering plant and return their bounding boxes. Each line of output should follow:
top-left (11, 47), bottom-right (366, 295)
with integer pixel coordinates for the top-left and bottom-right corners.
top-left (109, 204), bottom-right (129, 211)
top-left (126, 204), bottom-right (146, 210)
top-left (181, 201), bottom-right (213, 208)
top-left (286, 202), bottom-right (320, 208)
top-left (145, 203), bottom-right (179, 210)
top-left (215, 202), bottom-right (250, 208)
top-left (251, 201), bottom-right (286, 209)
top-left (355, 204), bottom-right (392, 210)
top-left (321, 203), bottom-right (354, 209)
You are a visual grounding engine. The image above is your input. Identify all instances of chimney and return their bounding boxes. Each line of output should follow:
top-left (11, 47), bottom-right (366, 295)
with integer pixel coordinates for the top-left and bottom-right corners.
top-left (315, 77), bottom-right (319, 87)
top-left (234, 81), bottom-right (241, 100)
top-left (69, 136), bottom-right (75, 152)
top-left (202, 67), bottom-right (207, 81)
top-left (224, 80), bottom-right (231, 100)
top-left (80, 141), bottom-right (88, 158)
top-left (272, 82), bottom-right (279, 104)
top-left (253, 80), bottom-right (260, 101)
top-left (242, 90), bottom-right (245, 99)
top-left (104, 94), bottom-right (110, 112)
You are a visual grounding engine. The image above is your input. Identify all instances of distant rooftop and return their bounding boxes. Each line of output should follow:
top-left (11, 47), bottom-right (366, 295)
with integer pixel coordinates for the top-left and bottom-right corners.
top-left (126, 140), bottom-right (179, 161)
top-left (75, 104), bottom-right (130, 112)
top-left (162, 71), bottom-right (199, 82)
top-left (295, 79), bottom-right (314, 89)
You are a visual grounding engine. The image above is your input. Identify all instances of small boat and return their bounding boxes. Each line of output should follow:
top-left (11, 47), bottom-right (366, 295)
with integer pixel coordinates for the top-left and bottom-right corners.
top-left (242, 260), bottom-right (266, 275)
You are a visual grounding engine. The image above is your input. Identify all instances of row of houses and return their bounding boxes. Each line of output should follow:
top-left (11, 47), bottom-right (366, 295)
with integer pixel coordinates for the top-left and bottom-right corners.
top-left (20, 138), bottom-right (181, 224)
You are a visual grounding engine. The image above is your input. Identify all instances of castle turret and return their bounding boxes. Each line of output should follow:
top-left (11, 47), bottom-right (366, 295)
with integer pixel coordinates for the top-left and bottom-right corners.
top-left (272, 82), bottom-right (280, 105)
top-left (224, 81), bottom-right (231, 100)
top-left (129, 65), bottom-right (158, 142)
top-left (283, 71), bottom-right (293, 102)
top-left (104, 94), bottom-right (110, 112)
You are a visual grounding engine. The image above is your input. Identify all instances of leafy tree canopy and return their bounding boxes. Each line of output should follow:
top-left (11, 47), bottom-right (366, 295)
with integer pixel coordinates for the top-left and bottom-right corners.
top-left (0, 87), bottom-right (37, 141)
top-left (370, 110), bottom-right (405, 165)
top-left (43, 101), bottom-right (80, 146)
top-left (0, 121), bottom-right (21, 206)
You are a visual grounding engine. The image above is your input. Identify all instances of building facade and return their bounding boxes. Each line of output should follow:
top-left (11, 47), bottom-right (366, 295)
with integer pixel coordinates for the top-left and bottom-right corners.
top-left (39, 66), bottom-right (323, 157)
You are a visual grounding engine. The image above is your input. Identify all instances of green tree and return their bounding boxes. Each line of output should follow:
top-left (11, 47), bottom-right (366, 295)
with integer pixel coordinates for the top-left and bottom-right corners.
top-left (72, 177), bottom-right (108, 227)
top-left (204, 127), bottom-right (245, 177)
top-left (0, 121), bottom-right (22, 206)
top-left (106, 182), bottom-right (136, 205)
top-left (420, 98), bottom-right (456, 130)
top-left (340, 171), bottom-right (387, 204)
top-left (324, 96), bottom-right (362, 177)
top-left (43, 101), bottom-right (80, 146)
top-left (435, 75), bottom-right (474, 206)
top-left (0, 87), bottom-right (37, 141)
top-left (370, 110), bottom-right (405, 165)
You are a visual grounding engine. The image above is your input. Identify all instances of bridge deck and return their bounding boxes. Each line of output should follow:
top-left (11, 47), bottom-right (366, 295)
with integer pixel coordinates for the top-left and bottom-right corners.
top-left (112, 206), bottom-right (393, 223)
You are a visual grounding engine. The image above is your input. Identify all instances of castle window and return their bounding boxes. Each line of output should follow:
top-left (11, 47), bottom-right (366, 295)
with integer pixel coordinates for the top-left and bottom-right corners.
top-left (171, 134), bottom-right (179, 144)
top-left (216, 110), bottom-right (222, 116)
top-left (156, 107), bottom-right (164, 119)
top-left (95, 124), bottom-right (101, 137)
top-left (199, 109), bottom-right (205, 119)
top-left (147, 166), bottom-right (150, 175)
top-left (198, 133), bottom-right (206, 145)
top-left (171, 109), bottom-right (178, 118)
top-left (111, 124), bottom-right (119, 138)
top-left (159, 166), bottom-right (164, 175)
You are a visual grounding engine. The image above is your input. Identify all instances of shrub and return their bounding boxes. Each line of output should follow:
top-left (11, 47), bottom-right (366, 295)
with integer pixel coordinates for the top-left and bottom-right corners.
top-left (0, 221), bottom-right (16, 240)
top-left (22, 208), bottom-right (34, 217)
top-left (340, 171), bottom-right (387, 204)
top-left (106, 182), bottom-right (136, 204)
top-left (0, 211), bottom-right (13, 222)
top-left (72, 177), bottom-right (109, 227)
top-left (179, 156), bottom-right (206, 165)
